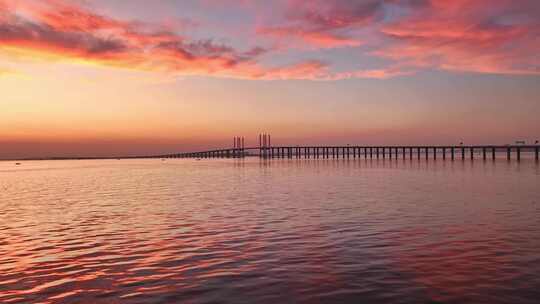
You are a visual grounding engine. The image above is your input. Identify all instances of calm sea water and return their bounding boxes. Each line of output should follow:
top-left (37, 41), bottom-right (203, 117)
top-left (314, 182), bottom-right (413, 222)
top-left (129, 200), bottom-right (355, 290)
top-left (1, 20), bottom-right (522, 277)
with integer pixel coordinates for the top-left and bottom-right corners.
top-left (1, 158), bottom-right (539, 304)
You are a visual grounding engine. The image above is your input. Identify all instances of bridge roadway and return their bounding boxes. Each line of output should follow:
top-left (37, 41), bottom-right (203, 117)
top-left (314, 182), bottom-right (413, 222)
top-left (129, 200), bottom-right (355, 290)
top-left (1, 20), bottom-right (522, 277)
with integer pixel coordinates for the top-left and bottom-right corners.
top-left (148, 145), bottom-right (539, 161)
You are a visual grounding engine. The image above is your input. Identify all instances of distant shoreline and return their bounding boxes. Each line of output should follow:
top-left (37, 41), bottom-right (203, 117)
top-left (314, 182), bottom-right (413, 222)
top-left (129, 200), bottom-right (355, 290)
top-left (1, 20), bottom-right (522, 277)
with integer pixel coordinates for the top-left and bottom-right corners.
top-left (0, 157), bottom-right (139, 162)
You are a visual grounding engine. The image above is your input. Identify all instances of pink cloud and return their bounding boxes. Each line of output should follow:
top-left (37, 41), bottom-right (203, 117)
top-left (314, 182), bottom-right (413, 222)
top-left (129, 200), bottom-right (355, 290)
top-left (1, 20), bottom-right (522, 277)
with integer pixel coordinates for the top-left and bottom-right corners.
top-left (256, 0), bottom-right (381, 49)
top-left (0, 0), bottom-right (336, 80)
top-left (0, 0), bottom-right (538, 79)
top-left (257, 26), bottom-right (361, 49)
top-left (256, 0), bottom-right (539, 76)
top-left (377, 0), bottom-right (540, 75)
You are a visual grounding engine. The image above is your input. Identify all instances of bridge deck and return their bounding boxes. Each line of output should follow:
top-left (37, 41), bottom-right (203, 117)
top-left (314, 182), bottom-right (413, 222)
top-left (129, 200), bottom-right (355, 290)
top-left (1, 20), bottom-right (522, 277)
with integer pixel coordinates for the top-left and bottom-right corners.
top-left (150, 145), bottom-right (539, 161)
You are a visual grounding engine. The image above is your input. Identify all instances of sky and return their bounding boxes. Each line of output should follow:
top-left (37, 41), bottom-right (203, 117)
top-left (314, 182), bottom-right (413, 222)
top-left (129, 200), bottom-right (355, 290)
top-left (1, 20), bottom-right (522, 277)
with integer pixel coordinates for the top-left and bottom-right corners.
top-left (0, 0), bottom-right (539, 158)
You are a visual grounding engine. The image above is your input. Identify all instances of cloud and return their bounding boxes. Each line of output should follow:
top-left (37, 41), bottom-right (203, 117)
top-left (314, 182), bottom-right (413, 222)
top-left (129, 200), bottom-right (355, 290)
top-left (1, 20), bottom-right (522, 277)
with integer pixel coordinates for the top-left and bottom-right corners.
top-left (256, 0), bottom-right (539, 76)
top-left (0, 19), bottom-right (128, 57)
top-left (0, 0), bottom-right (538, 79)
top-left (0, 0), bottom-right (336, 80)
top-left (283, 0), bottom-right (384, 30)
top-left (376, 0), bottom-right (540, 75)
top-left (257, 27), bottom-right (362, 49)
top-left (334, 66), bottom-right (415, 80)
top-left (256, 0), bottom-right (383, 48)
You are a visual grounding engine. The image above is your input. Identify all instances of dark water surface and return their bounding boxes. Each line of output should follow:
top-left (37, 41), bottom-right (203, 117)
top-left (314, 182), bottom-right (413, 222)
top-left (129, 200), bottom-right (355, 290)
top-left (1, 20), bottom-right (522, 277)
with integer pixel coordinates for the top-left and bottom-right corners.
top-left (1, 158), bottom-right (539, 303)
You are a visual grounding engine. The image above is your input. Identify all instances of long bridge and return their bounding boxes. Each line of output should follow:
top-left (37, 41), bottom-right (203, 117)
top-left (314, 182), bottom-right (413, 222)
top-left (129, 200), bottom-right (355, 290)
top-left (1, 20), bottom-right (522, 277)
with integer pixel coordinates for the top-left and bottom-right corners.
top-left (150, 134), bottom-right (540, 162)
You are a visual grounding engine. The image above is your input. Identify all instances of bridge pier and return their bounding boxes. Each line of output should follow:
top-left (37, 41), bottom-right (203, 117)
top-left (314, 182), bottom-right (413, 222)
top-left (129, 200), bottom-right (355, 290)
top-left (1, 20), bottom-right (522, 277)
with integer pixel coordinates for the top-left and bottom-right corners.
top-left (170, 143), bottom-right (533, 162)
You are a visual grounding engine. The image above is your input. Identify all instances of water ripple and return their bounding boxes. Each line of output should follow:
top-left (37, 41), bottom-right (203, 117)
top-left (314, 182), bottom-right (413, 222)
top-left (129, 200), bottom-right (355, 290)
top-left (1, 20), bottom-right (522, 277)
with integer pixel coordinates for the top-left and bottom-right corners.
top-left (0, 158), bottom-right (539, 303)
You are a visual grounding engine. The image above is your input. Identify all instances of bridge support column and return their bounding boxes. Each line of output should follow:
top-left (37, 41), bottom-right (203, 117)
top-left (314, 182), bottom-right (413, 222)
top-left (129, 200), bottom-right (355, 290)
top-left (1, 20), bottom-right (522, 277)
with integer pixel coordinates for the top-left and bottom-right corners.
top-left (492, 147), bottom-right (496, 160)
top-left (461, 147), bottom-right (465, 160)
top-left (536, 147), bottom-right (539, 161)
top-left (517, 147), bottom-right (521, 161)
top-left (507, 147), bottom-right (511, 160)
top-left (470, 147), bottom-right (474, 160)
top-left (433, 147), bottom-right (437, 160)
top-left (443, 147), bottom-right (446, 160)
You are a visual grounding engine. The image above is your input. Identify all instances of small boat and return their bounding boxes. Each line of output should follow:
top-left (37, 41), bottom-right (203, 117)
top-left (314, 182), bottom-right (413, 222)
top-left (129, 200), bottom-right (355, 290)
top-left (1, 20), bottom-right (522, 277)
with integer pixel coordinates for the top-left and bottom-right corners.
top-left (196, 158), bottom-right (201, 161)
top-left (15, 163), bottom-right (21, 165)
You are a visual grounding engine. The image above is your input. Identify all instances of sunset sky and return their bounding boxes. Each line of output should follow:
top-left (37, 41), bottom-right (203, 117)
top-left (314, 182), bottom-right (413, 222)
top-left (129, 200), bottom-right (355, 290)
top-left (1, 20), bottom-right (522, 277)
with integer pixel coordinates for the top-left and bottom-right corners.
top-left (1, 0), bottom-right (539, 158)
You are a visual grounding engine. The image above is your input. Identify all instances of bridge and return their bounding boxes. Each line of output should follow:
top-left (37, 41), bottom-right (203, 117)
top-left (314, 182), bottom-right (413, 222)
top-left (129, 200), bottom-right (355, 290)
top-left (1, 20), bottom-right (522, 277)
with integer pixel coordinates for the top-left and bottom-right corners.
top-left (149, 134), bottom-right (540, 162)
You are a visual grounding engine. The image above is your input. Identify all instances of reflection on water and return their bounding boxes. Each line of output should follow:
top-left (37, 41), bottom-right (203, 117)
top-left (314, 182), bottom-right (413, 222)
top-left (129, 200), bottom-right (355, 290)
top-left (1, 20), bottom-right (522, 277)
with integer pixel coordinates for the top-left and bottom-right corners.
top-left (0, 158), bottom-right (539, 303)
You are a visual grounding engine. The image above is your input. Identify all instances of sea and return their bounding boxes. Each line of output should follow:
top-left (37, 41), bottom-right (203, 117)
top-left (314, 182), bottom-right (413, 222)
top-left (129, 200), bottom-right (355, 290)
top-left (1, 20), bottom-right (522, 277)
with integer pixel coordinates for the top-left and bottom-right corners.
top-left (1, 157), bottom-right (539, 303)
